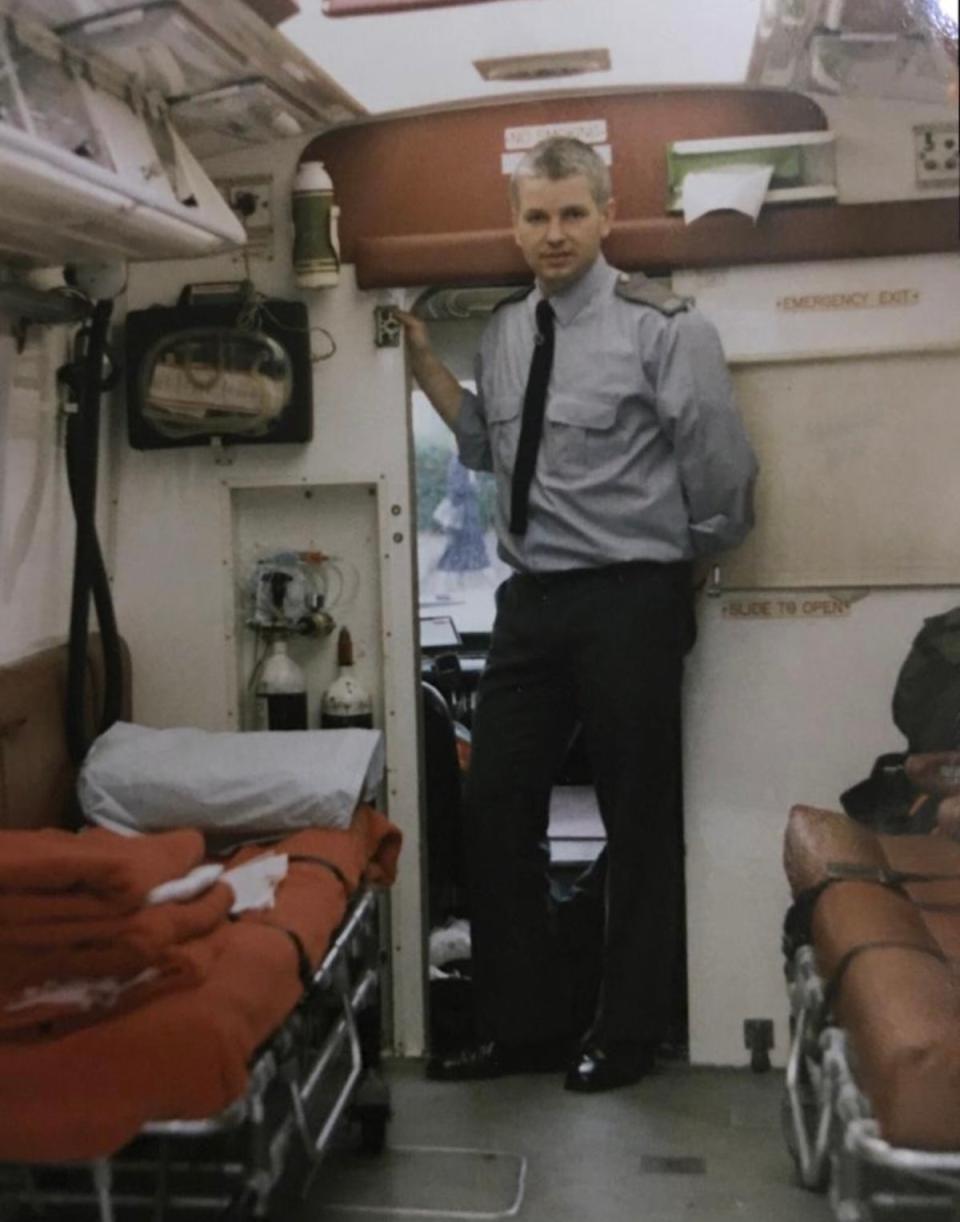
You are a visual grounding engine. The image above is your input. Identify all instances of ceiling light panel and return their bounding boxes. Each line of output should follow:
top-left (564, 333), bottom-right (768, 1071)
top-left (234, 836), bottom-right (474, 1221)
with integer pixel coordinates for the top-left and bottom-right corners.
top-left (475, 48), bottom-right (611, 82)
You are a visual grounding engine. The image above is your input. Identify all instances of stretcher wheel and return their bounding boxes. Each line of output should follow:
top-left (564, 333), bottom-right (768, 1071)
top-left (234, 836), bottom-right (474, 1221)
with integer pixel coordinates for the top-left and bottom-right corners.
top-left (351, 1069), bottom-right (392, 1155)
top-left (780, 1084), bottom-right (829, 1193)
top-left (356, 1103), bottom-right (391, 1155)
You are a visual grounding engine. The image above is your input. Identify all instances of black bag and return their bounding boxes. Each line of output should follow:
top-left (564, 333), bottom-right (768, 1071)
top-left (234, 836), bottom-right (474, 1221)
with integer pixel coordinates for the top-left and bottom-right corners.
top-left (892, 607), bottom-right (960, 753)
top-left (840, 607), bottom-right (960, 831)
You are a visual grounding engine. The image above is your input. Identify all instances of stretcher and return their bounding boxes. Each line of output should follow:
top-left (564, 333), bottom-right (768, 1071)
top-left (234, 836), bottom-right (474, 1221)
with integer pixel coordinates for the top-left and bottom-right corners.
top-left (0, 641), bottom-right (401, 1220)
top-left (781, 773), bottom-right (960, 1221)
top-left (1, 886), bottom-right (390, 1220)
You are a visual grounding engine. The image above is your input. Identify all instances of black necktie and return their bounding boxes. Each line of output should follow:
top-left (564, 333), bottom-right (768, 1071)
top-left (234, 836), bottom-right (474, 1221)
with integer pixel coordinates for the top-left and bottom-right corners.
top-left (509, 299), bottom-right (555, 536)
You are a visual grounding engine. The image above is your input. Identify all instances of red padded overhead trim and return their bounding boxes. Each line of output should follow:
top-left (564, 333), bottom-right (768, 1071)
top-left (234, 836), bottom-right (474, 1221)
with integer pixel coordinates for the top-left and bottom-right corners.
top-left (302, 88), bottom-right (959, 286)
top-left (355, 231), bottom-right (522, 288)
top-left (325, 0), bottom-right (506, 13)
top-left (353, 200), bottom-right (960, 288)
top-left (303, 89), bottom-right (828, 256)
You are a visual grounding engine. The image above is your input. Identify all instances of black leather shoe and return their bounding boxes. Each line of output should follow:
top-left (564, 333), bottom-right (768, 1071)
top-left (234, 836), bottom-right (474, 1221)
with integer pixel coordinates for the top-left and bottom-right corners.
top-left (563, 1041), bottom-right (657, 1093)
top-left (426, 1039), bottom-right (569, 1082)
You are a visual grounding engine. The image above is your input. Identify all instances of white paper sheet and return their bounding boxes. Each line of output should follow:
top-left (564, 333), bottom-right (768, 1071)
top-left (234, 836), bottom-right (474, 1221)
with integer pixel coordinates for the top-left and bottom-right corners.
top-left (681, 164), bottom-right (775, 225)
top-left (223, 854), bottom-right (289, 914)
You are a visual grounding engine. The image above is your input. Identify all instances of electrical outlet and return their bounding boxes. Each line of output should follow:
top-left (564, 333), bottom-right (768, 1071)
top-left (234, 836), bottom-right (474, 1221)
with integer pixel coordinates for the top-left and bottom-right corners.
top-left (744, 1017), bottom-right (774, 1073)
top-left (913, 123), bottom-right (959, 188)
top-left (215, 175), bottom-right (274, 258)
top-left (374, 306), bottom-right (403, 348)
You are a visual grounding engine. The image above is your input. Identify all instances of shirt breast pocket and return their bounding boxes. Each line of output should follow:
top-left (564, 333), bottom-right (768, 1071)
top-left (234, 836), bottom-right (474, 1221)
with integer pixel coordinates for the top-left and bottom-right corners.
top-left (486, 395), bottom-right (522, 471)
top-left (544, 393), bottom-right (621, 476)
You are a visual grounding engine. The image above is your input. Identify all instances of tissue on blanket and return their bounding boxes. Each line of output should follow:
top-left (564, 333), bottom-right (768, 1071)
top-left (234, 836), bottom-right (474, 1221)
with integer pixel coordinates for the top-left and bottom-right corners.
top-left (78, 722), bottom-right (385, 835)
top-left (223, 855), bottom-right (288, 913)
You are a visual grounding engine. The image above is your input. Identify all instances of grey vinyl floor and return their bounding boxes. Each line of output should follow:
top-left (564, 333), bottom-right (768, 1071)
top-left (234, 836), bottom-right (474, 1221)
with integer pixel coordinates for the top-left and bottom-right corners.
top-left (293, 1058), bottom-right (834, 1222)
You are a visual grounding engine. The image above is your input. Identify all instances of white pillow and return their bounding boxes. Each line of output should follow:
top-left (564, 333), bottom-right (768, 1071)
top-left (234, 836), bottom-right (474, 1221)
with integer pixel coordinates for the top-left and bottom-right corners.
top-left (78, 722), bottom-right (384, 836)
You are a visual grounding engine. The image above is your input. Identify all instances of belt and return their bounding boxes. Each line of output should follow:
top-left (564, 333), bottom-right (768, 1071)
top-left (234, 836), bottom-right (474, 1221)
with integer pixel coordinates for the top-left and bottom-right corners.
top-left (516, 559), bottom-right (684, 586)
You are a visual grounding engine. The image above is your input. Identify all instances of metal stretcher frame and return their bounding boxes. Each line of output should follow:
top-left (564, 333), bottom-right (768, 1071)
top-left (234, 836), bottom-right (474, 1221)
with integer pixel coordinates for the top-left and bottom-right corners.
top-left (783, 944), bottom-right (960, 1220)
top-left (0, 886), bottom-right (391, 1222)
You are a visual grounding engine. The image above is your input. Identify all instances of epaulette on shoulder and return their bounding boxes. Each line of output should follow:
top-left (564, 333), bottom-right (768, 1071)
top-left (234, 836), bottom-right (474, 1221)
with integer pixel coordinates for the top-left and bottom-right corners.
top-left (491, 285), bottom-right (535, 313)
top-left (614, 272), bottom-right (690, 316)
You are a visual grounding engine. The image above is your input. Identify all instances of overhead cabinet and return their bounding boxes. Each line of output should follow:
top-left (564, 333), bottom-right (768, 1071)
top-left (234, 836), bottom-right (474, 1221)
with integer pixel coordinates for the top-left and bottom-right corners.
top-left (0, 1), bottom-right (365, 266)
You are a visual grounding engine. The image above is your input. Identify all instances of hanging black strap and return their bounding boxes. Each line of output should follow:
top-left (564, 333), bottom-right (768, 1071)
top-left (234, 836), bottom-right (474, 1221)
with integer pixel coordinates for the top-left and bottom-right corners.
top-left (64, 300), bottom-right (125, 768)
top-left (509, 299), bottom-right (555, 536)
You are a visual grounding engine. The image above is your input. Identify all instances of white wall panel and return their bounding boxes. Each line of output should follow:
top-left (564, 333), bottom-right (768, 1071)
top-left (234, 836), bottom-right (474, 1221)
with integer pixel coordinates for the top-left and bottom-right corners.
top-left (684, 587), bottom-right (960, 1066)
top-left (674, 255), bottom-right (960, 364)
top-left (727, 351), bottom-right (960, 589)
top-left (816, 95), bottom-right (959, 205)
top-left (113, 136), bottom-right (425, 1054)
top-left (676, 255), bottom-right (960, 1063)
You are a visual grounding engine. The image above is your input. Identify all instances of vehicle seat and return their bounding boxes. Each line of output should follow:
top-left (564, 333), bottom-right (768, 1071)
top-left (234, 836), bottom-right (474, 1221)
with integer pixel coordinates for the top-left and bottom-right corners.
top-left (422, 681), bottom-right (467, 924)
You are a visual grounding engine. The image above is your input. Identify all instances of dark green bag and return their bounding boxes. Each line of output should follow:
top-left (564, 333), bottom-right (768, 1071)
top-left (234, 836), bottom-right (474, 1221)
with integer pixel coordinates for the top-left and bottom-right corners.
top-left (892, 607), bottom-right (960, 752)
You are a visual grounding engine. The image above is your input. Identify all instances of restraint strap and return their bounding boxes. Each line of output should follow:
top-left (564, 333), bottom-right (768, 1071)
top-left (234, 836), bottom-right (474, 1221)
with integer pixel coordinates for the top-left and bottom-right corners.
top-left (823, 939), bottom-right (948, 1011)
top-left (231, 855), bottom-right (355, 989)
top-left (228, 915), bottom-right (314, 990)
top-left (783, 879), bottom-right (837, 959)
top-left (273, 925), bottom-right (314, 990)
top-left (784, 867), bottom-right (914, 957)
top-left (826, 861), bottom-right (960, 886)
top-left (288, 854), bottom-right (351, 895)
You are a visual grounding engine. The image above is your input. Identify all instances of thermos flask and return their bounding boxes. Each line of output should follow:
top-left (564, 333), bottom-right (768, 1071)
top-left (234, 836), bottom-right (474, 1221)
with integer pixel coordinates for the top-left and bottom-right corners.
top-left (292, 160), bottom-right (341, 288)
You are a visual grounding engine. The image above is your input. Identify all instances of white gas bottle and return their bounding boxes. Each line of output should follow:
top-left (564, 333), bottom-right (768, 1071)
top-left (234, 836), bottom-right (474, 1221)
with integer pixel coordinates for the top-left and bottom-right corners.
top-left (291, 160), bottom-right (341, 288)
top-left (320, 627), bottom-right (373, 728)
top-left (255, 638), bottom-right (308, 731)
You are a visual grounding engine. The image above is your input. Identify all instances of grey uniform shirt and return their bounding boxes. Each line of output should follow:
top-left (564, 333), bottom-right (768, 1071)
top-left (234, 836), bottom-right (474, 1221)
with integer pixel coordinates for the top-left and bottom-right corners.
top-left (453, 254), bottom-right (758, 574)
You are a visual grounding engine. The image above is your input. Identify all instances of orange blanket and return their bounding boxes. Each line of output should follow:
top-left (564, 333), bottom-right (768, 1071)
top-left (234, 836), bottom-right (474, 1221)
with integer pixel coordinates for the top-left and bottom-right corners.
top-left (0, 805), bottom-right (401, 1162)
top-left (0, 827), bottom-right (205, 917)
top-left (0, 935), bottom-right (222, 1040)
top-left (0, 883), bottom-right (234, 990)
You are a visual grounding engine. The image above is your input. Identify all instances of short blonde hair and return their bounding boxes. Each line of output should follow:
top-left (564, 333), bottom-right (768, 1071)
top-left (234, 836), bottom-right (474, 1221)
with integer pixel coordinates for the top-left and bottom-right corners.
top-left (510, 136), bottom-right (612, 209)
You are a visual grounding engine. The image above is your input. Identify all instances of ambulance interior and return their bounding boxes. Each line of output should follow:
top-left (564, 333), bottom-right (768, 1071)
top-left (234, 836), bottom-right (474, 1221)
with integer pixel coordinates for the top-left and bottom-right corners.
top-left (1, 0), bottom-right (959, 1218)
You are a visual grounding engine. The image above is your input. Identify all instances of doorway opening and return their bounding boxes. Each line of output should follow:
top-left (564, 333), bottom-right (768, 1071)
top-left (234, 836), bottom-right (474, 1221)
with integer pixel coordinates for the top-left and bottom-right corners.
top-left (409, 285), bottom-right (688, 1061)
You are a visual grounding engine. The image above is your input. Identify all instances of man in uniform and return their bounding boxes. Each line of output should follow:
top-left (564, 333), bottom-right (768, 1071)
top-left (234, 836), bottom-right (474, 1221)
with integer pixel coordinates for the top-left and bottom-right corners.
top-left (398, 136), bottom-right (757, 1092)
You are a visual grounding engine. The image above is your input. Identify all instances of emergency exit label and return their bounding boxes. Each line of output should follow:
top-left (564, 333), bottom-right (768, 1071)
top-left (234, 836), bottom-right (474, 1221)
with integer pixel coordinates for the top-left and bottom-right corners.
top-left (721, 596), bottom-right (852, 620)
top-left (776, 288), bottom-right (921, 312)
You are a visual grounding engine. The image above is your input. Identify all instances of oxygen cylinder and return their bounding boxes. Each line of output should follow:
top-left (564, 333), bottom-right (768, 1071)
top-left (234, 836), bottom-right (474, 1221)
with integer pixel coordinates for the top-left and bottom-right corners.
top-left (320, 627), bottom-right (373, 728)
top-left (292, 160), bottom-right (341, 289)
top-left (256, 638), bottom-right (308, 731)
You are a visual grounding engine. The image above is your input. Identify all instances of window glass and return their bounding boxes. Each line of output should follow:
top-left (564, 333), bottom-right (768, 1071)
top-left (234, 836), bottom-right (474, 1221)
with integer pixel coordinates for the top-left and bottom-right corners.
top-left (413, 389), bottom-right (510, 635)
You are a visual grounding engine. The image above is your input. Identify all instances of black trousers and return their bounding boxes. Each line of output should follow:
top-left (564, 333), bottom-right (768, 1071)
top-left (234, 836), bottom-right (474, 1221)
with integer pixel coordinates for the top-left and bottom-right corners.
top-left (465, 560), bottom-right (693, 1048)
